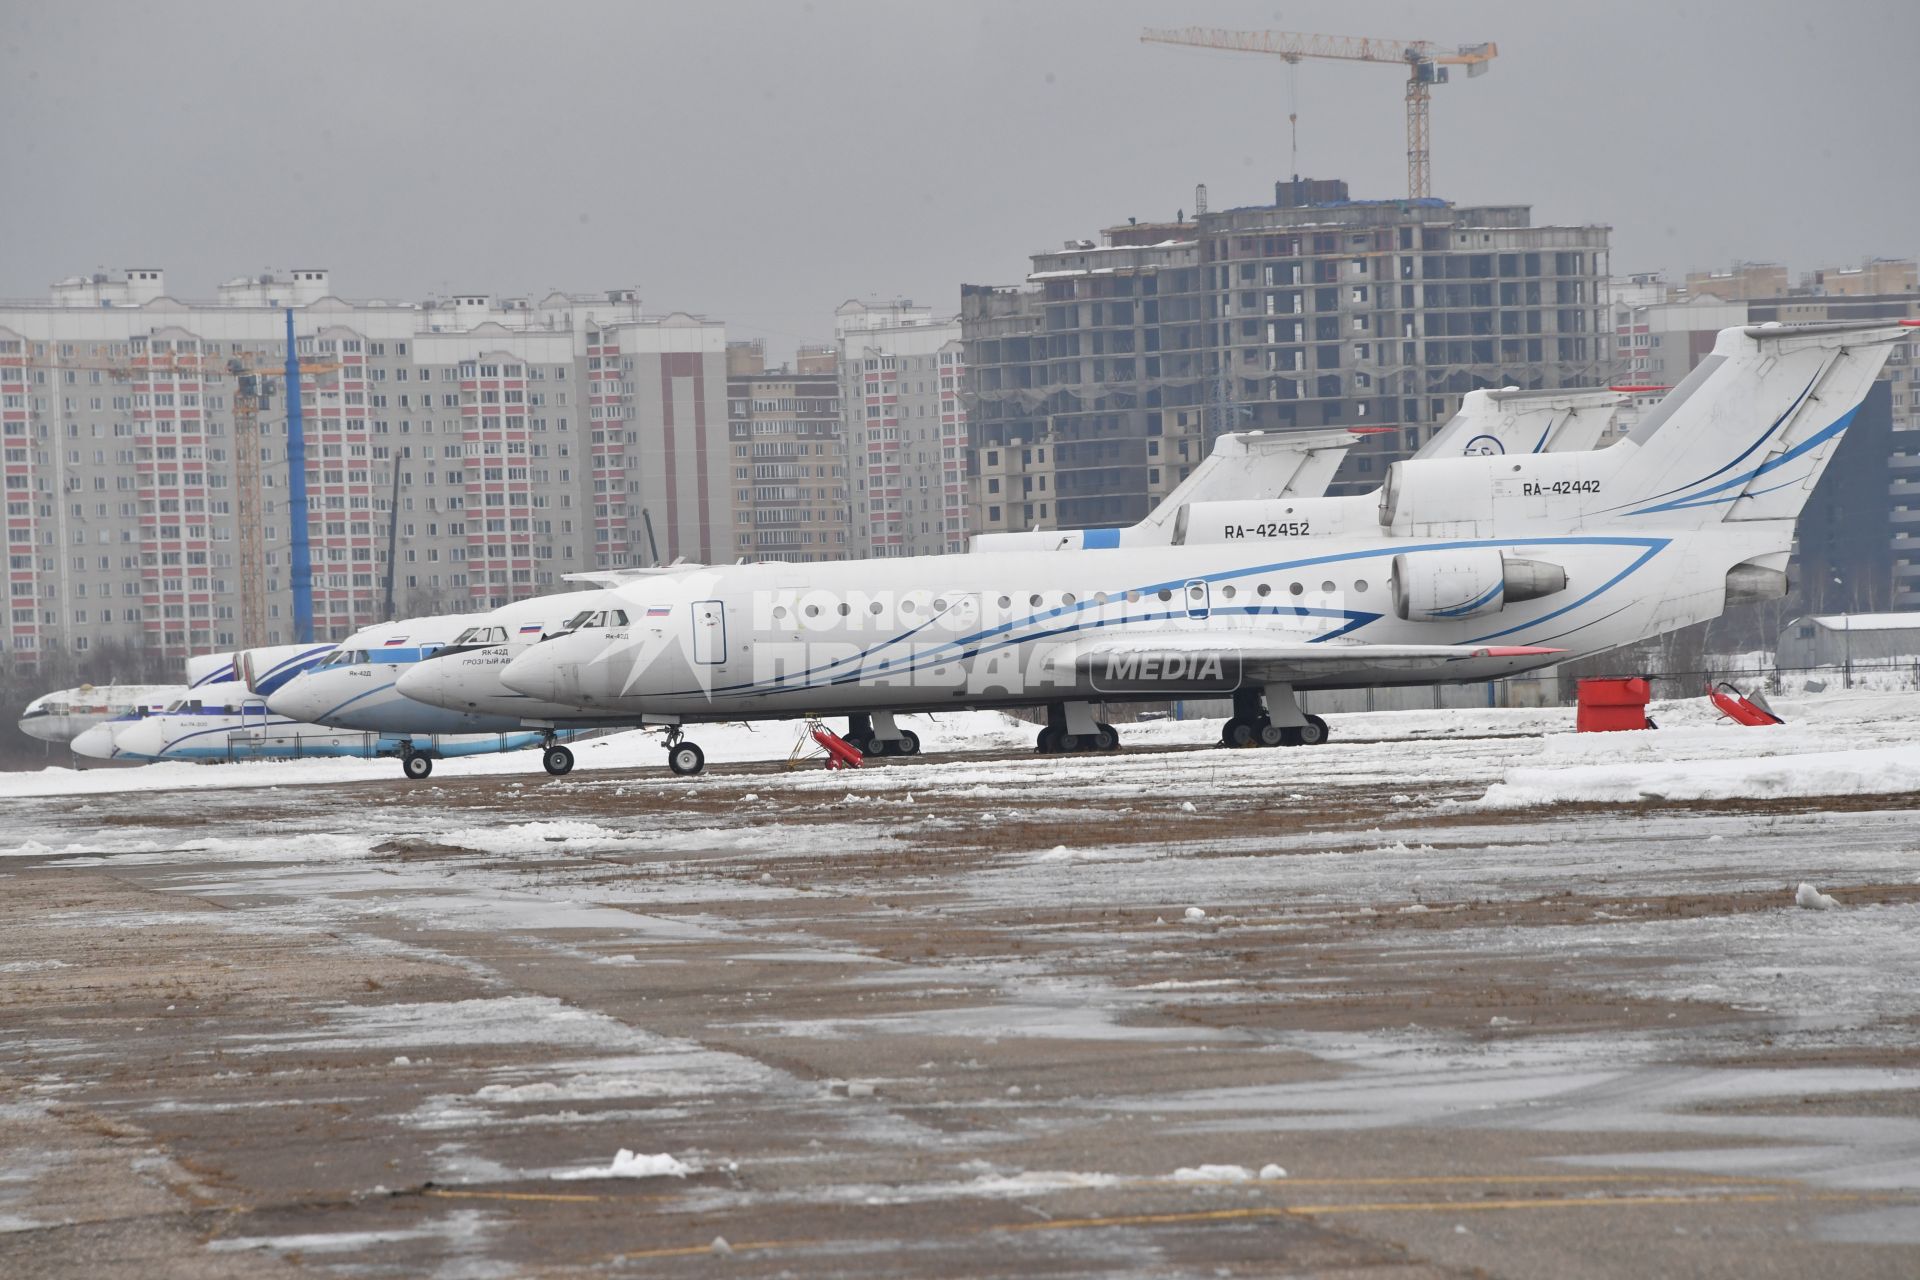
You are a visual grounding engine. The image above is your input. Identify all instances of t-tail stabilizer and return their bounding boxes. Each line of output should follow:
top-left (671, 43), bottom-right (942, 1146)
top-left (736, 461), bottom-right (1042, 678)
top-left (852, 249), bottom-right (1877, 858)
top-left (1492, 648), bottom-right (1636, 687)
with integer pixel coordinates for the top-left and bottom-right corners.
top-left (1603, 321), bottom-right (1904, 529)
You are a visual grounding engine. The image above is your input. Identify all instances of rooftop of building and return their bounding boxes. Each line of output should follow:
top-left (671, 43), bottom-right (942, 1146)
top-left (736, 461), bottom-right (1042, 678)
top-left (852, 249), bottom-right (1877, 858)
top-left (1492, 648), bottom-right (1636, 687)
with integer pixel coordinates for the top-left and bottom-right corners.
top-left (1804, 612), bottom-right (1920, 632)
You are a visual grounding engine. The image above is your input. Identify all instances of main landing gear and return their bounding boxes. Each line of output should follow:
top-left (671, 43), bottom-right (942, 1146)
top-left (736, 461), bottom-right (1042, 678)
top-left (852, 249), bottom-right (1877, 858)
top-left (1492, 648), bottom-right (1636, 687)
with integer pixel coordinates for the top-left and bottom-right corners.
top-left (401, 746), bottom-right (434, 780)
top-left (664, 725), bottom-right (706, 777)
top-left (1221, 686), bottom-right (1328, 749)
top-left (1033, 702), bottom-right (1122, 754)
top-left (841, 712), bottom-right (920, 759)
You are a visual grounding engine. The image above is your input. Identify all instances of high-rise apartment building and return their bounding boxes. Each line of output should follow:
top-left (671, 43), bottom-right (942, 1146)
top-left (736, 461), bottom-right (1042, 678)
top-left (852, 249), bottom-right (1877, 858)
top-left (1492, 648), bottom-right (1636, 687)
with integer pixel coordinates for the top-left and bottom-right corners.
top-left (0, 269), bottom-right (730, 671)
top-left (962, 178), bottom-right (1611, 533)
top-left (725, 361), bottom-right (848, 563)
top-left (833, 301), bottom-right (969, 557)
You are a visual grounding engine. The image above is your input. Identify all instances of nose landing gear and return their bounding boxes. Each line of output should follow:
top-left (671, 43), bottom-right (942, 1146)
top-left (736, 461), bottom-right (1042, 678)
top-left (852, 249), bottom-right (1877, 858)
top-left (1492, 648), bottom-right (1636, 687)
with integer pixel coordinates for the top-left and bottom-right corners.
top-left (664, 725), bottom-right (706, 777)
top-left (400, 746), bottom-right (434, 779)
top-left (542, 743), bottom-right (575, 776)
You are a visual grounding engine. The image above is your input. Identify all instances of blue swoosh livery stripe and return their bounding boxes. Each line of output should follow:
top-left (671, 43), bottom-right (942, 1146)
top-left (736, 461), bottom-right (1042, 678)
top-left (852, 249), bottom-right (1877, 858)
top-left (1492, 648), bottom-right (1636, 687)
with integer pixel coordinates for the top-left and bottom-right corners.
top-left (635, 535), bottom-right (1669, 699)
top-left (1429, 578), bottom-right (1505, 618)
top-left (1622, 403), bottom-right (1857, 516)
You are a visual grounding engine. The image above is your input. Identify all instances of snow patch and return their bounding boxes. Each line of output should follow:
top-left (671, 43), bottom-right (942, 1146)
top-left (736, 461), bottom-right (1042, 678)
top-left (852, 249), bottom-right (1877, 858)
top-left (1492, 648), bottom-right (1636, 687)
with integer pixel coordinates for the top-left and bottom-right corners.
top-left (1477, 746), bottom-right (1920, 808)
top-left (1172, 1164), bottom-right (1254, 1182)
top-left (550, 1150), bottom-right (692, 1181)
top-left (1795, 882), bottom-right (1840, 911)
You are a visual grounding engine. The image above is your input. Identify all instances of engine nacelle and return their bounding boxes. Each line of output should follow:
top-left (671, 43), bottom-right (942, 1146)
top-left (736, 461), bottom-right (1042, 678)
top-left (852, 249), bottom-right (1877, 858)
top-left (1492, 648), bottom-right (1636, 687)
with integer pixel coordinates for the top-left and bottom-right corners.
top-left (1392, 550), bottom-right (1568, 622)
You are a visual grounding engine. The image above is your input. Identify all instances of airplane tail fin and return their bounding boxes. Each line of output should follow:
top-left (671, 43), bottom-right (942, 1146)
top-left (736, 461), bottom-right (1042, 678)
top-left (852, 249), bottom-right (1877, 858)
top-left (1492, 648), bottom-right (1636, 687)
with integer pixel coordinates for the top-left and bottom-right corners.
top-left (1602, 321), bottom-right (1905, 529)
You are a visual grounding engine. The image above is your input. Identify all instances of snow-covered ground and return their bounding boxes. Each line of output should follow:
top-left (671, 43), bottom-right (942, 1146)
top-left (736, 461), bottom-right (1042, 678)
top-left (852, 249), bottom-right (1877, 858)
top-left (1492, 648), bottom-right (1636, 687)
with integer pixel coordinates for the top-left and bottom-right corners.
top-left (6, 687), bottom-right (1919, 807)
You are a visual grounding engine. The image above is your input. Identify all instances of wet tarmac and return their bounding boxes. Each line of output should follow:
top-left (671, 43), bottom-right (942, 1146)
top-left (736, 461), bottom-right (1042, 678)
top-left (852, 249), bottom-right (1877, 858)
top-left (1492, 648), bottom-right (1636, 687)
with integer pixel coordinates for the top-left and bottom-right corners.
top-left (4, 714), bottom-right (1919, 1277)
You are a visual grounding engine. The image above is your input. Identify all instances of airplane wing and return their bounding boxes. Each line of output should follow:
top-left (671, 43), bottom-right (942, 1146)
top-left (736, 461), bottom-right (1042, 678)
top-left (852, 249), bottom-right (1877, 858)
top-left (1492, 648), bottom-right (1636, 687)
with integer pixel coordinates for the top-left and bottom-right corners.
top-left (1059, 632), bottom-right (1562, 683)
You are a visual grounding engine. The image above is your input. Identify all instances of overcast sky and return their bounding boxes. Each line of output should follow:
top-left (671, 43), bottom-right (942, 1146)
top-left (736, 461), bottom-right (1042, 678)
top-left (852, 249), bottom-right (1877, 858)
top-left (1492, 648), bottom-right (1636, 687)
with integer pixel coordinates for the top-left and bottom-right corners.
top-left (3, 0), bottom-right (1913, 359)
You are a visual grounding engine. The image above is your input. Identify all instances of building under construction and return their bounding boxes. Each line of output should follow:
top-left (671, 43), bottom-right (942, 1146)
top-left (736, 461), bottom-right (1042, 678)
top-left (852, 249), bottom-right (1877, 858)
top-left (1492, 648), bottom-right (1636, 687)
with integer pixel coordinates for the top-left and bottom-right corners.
top-left (962, 178), bottom-right (1610, 534)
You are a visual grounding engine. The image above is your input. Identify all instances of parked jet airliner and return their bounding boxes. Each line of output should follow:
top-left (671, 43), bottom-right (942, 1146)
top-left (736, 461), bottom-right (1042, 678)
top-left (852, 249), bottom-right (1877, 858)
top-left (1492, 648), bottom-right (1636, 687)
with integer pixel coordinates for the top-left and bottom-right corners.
top-left (260, 605), bottom-right (602, 776)
top-left (74, 677), bottom-right (566, 770)
top-left (386, 385), bottom-right (1637, 770)
top-left (491, 323), bottom-right (1903, 776)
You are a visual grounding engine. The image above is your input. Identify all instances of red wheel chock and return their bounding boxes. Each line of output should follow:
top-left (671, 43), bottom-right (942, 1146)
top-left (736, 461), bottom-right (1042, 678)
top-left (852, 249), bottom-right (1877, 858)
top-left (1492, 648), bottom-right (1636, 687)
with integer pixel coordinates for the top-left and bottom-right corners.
top-left (1706, 681), bottom-right (1784, 726)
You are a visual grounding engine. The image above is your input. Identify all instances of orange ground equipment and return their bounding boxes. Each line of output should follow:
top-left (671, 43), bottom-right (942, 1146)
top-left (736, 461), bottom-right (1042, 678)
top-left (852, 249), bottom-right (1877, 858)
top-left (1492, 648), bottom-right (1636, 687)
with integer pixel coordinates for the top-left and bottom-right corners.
top-left (1706, 681), bottom-right (1784, 726)
top-left (1575, 677), bottom-right (1655, 732)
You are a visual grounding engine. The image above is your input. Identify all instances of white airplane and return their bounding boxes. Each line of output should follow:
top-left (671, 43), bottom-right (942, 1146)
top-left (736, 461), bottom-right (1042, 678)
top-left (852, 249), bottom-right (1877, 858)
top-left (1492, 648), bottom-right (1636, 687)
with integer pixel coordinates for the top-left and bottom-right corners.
top-left (74, 676), bottom-right (566, 770)
top-left (970, 426), bottom-right (1370, 553)
top-left (487, 322), bottom-right (1903, 776)
top-left (371, 387), bottom-right (1635, 771)
top-left (260, 605), bottom-right (603, 777)
top-left (971, 386), bottom-right (1627, 553)
top-left (21, 684), bottom-right (185, 753)
top-left (1421, 386), bottom-right (1623, 458)
top-left (46, 640), bottom-right (331, 762)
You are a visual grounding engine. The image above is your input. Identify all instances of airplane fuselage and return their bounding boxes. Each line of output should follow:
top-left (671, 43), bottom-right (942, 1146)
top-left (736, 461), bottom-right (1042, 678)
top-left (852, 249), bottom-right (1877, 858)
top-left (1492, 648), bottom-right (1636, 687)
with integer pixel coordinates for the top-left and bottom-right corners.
top-left (499, 523), bottom-right (1777, 722)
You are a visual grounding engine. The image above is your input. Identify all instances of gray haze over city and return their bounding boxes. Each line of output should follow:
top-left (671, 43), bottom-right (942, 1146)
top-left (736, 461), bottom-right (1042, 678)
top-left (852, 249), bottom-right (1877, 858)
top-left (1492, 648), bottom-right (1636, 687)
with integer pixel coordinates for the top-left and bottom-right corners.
top-left (3, 0), bottom-right (1914, 358)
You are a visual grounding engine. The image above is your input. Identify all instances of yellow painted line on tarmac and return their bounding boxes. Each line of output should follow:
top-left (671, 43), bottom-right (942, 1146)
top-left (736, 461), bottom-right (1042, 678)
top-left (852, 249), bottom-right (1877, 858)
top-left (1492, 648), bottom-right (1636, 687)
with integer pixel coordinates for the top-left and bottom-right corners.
top-left (1150, 1172), bottom-right (1794, 1189)
top-left (616, 1236), bottom-right (822, 1261)
top-left (1001, 1190), bottom-right (1889, 1235)
top-left (591, 1183), bottom-right (1904, 1262)
top-left (458, 1170), bottom-right (1786, 1209)
top-left (422, 1188), bottom-right (663, 1205)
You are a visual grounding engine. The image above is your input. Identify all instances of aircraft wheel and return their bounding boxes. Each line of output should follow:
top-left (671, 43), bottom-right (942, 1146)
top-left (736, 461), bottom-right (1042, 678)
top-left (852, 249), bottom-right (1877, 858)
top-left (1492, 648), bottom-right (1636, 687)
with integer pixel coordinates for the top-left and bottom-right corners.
top-left (1056, 732), bottom-right (1082, 753)
top-left (542, 745), bottom-right (575, 776)
top-left (1258, 721), bottom-right (1289, 748)
top-left (1224, 718), bottom-right (1258, 748)
top-left (1298, 715), bottom-right (1330, 746)
top-left (668, 741), bottom-right (706, 777)
top-left (896, 730), bottom-right (921, 757)
top-left (1093, 724), bottom-right (1119, 751)
top-left (403, 752), bottom-right (434, 780)
top-left (842, 733), bottom-right (873, 757)
top-left (1036, 727), bottom-right (1057, 754)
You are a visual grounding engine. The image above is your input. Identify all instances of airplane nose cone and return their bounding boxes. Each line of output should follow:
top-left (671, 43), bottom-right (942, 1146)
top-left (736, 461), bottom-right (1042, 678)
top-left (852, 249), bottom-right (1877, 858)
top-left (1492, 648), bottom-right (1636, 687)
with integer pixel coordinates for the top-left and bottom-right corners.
top-left (19, 711), bottom-right (64, 743)
top-left (103, 720), bottom-right (169, 762)
top-left (394, 660), bottom-right (449, 708)
top-left (501, 644), bottom-right (567, 701)
top-left (265, 676), bottom-right (323, 723)
top-left (71, 723), bottom-right (122, 760)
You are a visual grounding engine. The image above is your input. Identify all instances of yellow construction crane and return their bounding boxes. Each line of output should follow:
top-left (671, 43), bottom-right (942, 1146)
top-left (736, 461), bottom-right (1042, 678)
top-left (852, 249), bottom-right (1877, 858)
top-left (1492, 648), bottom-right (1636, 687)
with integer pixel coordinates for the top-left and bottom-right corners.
top-left (224, 356), bottom-right (341, 647)
top-left (1141, 27), bottom-right (1498, 200)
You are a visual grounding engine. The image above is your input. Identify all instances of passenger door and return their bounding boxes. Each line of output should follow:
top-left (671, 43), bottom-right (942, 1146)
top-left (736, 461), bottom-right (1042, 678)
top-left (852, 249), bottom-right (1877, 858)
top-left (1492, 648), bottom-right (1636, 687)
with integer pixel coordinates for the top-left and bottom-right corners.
top-left (692, 599), bottom-right (726, 665)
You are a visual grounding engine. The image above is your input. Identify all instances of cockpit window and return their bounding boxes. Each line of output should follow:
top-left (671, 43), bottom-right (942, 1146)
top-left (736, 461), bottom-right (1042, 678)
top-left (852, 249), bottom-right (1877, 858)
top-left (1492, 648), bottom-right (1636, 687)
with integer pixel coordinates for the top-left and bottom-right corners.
top-left (559, 609), bottom-right (631, 631)
top-left (453, 625), bottom-right (508, 646)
